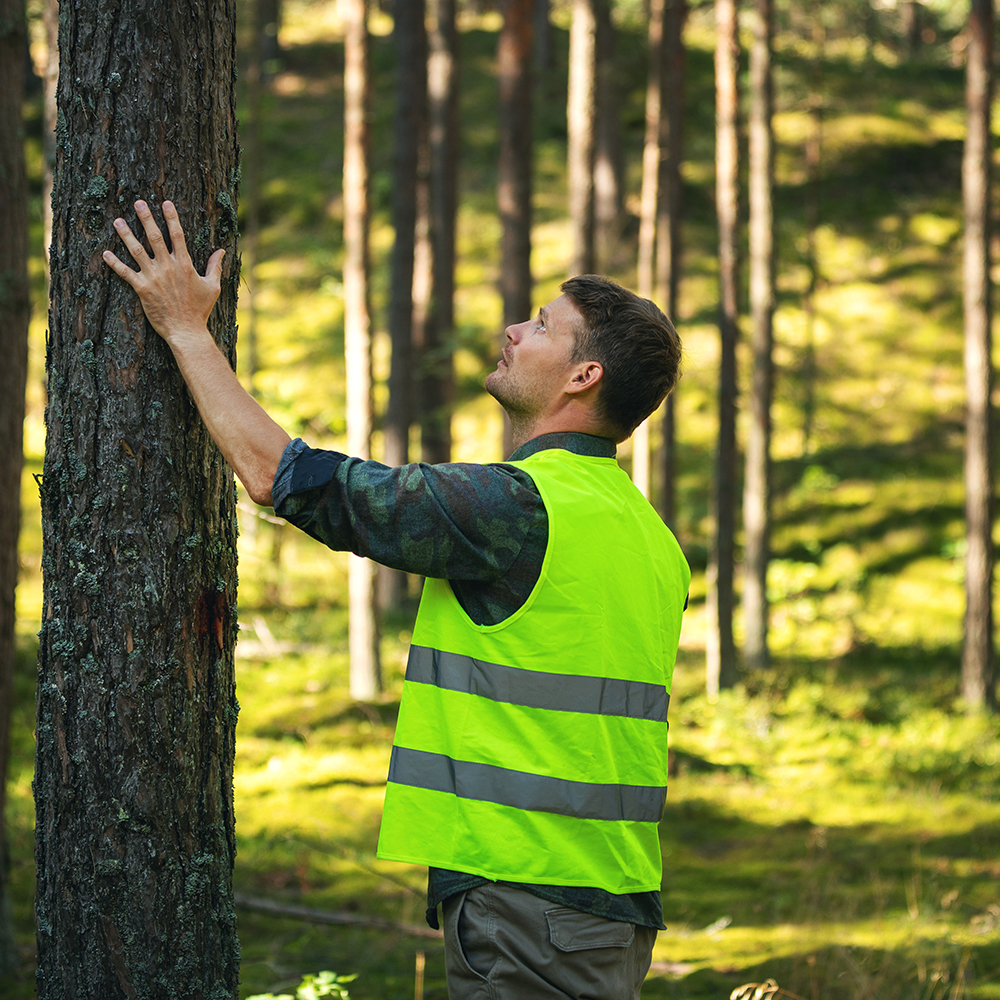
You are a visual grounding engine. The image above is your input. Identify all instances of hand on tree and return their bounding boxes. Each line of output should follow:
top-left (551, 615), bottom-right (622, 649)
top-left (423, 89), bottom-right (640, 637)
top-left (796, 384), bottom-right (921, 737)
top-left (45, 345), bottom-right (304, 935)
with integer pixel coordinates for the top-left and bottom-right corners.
top-left (103, 200), bottom-right (226, 348)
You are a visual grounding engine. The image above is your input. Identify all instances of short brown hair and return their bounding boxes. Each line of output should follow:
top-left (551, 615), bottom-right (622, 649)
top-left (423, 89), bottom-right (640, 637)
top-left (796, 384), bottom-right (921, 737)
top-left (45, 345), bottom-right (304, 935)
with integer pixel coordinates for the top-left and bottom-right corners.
top-left (561, 275), bottom-right (682, 442)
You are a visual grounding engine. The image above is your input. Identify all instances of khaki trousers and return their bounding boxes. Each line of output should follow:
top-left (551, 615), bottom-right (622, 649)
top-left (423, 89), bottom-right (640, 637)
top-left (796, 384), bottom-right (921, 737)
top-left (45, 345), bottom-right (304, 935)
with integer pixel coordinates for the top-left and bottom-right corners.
top-left (442, 884), bottom-right (657, 1000)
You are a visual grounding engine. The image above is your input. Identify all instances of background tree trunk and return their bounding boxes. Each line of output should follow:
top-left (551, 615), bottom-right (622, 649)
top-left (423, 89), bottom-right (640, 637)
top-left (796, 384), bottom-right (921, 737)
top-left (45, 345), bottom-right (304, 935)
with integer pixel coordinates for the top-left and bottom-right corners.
top-left (258, 0), bottom-right (283, 75)
top-left (421, 0), bottom-right (459, 464)
top-left (42, 0), bottom-right (58, 278)
top-left (385, 0), bottom-right (428, 474)
top-left (801, 12), bottom-right (823, 457)
top-left (381, 0), bottom-right (427, 610)
top-left (706, 0), bottom-right (740, 697)
top-left (742, 0), bottom-right (774, 672)
top-left (567, 0), bottom-right (597, 277)
top-left (657, 0), bottom-right (686, 527)
top-left (244, 0), bottom-right (268, 399)
top-left (593, 0), bottom-right (622, 272)
top-left (498, 0), bottom-right (534, 456)
top-left (0, 0), bottom-right (30, 977)
top-left (961, 0), bottom-right (995, 713)
top-left (634, 0), bottom-right (666, 501)
top-left (36, 2), bottom-right (241, 995)
top-left (343, 0), bottom-right (382, 699)
top-left (535, 0), bottom-right (552, 72)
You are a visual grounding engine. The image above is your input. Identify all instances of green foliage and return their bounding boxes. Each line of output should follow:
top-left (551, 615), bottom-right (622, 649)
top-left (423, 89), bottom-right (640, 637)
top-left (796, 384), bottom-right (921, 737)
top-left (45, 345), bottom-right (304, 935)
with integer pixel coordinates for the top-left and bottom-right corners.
top-left (247, 969), bottom-right (357, 1000)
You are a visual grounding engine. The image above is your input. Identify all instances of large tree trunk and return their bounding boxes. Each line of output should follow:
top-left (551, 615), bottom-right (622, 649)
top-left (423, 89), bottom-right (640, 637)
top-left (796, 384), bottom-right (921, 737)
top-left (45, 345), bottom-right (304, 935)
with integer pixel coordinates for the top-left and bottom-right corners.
top-left (706, 0), bottom-right (740, 697)
top-left (657, 0), bottom-right (686, 527)
top-left (962, 0), bottom-right (995, 713)
top-left (343, 0), bottom-right (382, 699)
top-left (0, 0), bottom-right (30, 977)
top-left (36, 2), bottom-right (241, 996)
top-left (742, 0), bottom-right (774, 673)
top-left (498, 0), bottom-right (534, 456)
top-left (567, 0), bottom-right (597, 277)
top-left (421, 0), bottom-right (459, 465)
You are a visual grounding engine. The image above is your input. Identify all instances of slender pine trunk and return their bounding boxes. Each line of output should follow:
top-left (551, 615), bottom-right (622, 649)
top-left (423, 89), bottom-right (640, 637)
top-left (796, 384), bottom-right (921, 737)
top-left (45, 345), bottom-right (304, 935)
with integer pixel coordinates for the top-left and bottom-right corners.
top-left (961, 0), bottom-right (995, 712)
top-left (743, 0), bottom-right (774, 672)
top-left (567, 0), bottom-right (597, 277)
top-left (498, 0), bottom-right (534, 457)
top-left (0, 0), bottom-right (30, 978)
top-left (342, 0), bottom-right (382, 698)
top-left (707, 0), bottom-right (740, 697)
top-left (422, 0), bottom-right (459, 464)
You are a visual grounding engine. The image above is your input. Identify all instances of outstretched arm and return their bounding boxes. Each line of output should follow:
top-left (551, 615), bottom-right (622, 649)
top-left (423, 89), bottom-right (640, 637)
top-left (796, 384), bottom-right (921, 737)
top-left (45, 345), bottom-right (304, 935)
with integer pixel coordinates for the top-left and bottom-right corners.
top-left (103, 200), bottom-right (290, 506)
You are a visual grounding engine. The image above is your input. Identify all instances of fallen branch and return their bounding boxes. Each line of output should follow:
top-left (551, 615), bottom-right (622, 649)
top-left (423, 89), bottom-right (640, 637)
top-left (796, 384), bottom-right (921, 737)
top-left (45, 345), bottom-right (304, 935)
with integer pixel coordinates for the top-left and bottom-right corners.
top-left (234, 893), bottom-right (443, 940)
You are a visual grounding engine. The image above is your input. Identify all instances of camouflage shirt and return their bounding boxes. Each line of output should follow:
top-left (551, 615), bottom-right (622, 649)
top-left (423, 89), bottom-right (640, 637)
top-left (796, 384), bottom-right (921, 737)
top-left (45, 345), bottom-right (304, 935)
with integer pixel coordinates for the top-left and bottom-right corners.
top-left (272, 431), bottom-right (666, 930)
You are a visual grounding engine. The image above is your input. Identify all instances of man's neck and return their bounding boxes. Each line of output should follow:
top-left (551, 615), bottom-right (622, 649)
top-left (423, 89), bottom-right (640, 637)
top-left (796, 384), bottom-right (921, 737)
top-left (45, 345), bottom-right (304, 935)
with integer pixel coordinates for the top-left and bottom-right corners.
top-left (508, 410), bottom-right (609, 452)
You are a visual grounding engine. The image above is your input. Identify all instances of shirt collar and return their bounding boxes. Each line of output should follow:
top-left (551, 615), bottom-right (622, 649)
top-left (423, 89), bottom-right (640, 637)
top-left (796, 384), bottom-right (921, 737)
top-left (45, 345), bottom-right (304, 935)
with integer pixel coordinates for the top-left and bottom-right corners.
top-left (508, 432), bottom-right (617, 462)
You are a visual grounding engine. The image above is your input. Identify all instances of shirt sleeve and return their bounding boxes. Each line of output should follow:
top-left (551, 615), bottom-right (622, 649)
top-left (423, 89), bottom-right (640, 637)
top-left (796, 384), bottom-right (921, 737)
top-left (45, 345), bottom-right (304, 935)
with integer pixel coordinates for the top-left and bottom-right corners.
top-left (271, 439), bottom-right (545, 583)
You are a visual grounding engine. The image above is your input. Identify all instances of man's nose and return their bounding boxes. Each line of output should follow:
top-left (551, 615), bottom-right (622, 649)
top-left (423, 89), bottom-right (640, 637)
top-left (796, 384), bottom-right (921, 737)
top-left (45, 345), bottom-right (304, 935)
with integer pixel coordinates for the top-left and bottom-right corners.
top-left (504, 319), bottom-right (527, 342)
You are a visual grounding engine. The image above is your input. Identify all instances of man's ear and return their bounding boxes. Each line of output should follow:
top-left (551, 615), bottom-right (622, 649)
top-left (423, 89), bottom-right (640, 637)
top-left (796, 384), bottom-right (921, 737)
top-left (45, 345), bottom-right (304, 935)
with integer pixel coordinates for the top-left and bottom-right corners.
top-left (566, 361), bottom-right (603, 395)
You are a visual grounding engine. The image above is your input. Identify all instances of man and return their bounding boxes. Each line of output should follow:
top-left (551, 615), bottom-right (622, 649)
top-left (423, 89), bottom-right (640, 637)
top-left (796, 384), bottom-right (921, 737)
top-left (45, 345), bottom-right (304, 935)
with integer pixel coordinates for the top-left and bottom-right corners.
top-left (104, 200), bottom-right (690, 1000)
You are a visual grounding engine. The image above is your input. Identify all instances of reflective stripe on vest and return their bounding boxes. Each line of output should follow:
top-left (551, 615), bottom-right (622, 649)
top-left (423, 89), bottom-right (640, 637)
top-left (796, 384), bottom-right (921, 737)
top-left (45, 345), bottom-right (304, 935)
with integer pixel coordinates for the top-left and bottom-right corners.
top-left (406, 644), bottom-right (670, 722)
top-left (388, 745), bottom-right (667, 823)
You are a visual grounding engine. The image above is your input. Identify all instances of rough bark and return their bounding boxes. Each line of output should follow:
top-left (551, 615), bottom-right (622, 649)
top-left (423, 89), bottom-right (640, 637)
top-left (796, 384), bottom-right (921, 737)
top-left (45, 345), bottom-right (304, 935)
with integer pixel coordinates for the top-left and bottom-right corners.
top-left (0, 0), bottom-right (30, 978)
top-left (421, 0), bottom-right (459, 464)
top-left (742, 0), bottom-right (774, 672)
top-left (706, 0), bottom-right (740, 697)
top-left (498, 0), bottom-right (534, 456)
top-left (342, 0), bottom-right (382, 699)
top-left (36, 2), bottom-right (241, 996)
top-left (567, 0), bottom-right (597, 277)
top-left (962, 0), bottom-right (995, 712)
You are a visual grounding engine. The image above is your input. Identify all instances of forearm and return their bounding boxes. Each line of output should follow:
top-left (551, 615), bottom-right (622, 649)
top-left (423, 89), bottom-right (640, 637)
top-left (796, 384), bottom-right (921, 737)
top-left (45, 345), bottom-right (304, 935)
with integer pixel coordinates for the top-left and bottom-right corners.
top-left (169, 325), bottom-right (290, 506)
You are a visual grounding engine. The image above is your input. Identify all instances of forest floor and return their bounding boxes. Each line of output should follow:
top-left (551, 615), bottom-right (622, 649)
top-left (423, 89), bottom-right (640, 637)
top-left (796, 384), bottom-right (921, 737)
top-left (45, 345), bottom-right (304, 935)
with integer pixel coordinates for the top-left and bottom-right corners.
top-left (6, 1), bottom-right (1000, 998)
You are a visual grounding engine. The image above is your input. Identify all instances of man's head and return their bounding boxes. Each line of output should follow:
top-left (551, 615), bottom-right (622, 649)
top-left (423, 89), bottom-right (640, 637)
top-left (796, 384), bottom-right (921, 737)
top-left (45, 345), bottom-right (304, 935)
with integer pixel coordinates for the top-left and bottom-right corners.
top-left (561, 275), bottom-right (682, 442)
top-left (484, 276), bottom-right (681, 448)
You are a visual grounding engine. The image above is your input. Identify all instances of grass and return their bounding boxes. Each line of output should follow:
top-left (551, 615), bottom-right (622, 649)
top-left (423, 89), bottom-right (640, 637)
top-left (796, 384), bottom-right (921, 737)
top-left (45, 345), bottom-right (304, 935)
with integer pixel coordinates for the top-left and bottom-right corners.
top-left (6, 0), bottom-right (1000, 997)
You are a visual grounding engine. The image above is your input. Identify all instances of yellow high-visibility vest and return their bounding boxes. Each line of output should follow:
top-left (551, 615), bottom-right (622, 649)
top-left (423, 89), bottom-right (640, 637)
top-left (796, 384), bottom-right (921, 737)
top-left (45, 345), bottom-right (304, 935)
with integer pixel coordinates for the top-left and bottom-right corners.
top-left (377, 446), bottom-right (690, 894)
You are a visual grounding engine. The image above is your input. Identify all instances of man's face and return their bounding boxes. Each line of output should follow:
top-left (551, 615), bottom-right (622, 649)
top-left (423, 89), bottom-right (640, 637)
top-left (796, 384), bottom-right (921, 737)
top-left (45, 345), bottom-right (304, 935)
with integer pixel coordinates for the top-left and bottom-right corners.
top-left (485, 294), bottom-right (584, 419)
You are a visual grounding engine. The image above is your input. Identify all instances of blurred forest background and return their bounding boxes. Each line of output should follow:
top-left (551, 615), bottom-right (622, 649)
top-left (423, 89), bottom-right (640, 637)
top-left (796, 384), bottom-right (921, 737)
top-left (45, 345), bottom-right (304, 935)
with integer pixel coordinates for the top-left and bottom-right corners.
top-left (4, 0), bottom-right (1000, 997)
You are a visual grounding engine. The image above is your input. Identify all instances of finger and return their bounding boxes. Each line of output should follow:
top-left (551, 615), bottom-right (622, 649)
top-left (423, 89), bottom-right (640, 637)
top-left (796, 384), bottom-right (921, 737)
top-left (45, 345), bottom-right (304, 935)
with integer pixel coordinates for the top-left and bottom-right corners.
top-left (162, 201), bottom-right (191, 262)
top-left (205, 248), bottom-right (226, 285)
top-left (134, 200), bottom-right (168, 256)
top-left (113, 217), bottom-right (151, 265)
top-left (102, 249), bottom-right (142, 288)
